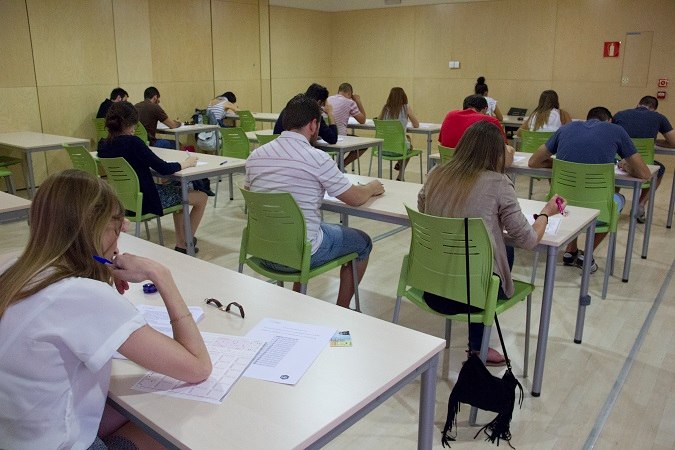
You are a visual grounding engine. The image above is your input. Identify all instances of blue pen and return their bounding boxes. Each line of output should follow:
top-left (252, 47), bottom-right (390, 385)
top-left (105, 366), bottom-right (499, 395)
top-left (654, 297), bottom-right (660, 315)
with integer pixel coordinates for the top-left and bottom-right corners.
top-left (93, 255), bottom-right (113, 265)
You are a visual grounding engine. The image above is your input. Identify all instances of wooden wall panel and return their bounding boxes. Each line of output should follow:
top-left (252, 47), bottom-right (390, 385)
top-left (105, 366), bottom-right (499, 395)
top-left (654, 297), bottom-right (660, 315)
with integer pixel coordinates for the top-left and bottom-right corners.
top-left (27, 0), bottom-right (117, 87)
top-left (114, 0), bottom-right (153, 85)
top-left (0, 0), bottom-right (36, 88)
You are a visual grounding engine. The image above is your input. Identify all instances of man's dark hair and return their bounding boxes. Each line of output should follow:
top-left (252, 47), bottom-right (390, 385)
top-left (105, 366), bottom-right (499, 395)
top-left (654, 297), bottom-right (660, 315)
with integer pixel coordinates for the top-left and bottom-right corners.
top-left (638, 95), bottom-right (659, 110)
top-left (462, 94), bottom-right (488, 111)
top-left (220, 91), bottom-right (237, 103)
top-left (304, 83), bottom-right (329, 103)
top-left (587, 106), bottom-right (613, 121)
top-left (109, 87), bottom-right (129, 100)
top-left (282, 94), bottom-right (322, 131)
top-left (144, 86), bottom-right (160, 100)
top-left (338, 83), bottom-right (353, 94)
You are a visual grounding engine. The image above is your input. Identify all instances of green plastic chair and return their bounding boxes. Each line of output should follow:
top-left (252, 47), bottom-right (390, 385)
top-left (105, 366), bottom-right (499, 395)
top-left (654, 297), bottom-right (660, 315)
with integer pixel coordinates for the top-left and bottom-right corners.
top-left (521, 130), bottom-right (554, 199)
top-left (99, 157), bottom-right (182, 245)
top-left (631, 138), bottom-right (655, 189)
top-left (0, 167), bottom-right (16, 194)
top-left (368, 119), bottom-right (423, 182)
top-left (238, 188), bottom-right (361, 311)
top-left (93, 118), bottom-right (107, 142)
top-left (0, 155), bottom-right (23, 188)
top-left (135, 122), bottom-right (149, 145)
top-left (548, 160), bottom-right (617, 299)
top-left (256, 133), bottom-right (280, 145)
top-left (438, 144), bottom-right (455, 164)
top-left (65, 144), bottom-right (99, 177)
top-left (394, 206), bottom-right (533, 369)
top-left (237, 110), bottom-right (257, 132)
top-left (213, 127), bottom-right (251, 207)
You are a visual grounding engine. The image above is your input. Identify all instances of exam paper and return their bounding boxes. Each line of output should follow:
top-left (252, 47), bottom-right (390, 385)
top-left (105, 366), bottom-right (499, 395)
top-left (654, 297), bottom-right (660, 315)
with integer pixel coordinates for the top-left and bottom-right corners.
top-left (131, 332), bottom-right (265, 404)
top-left (513, 155), bottom-right (527, 163)
top-left (243, 318), bottom-right (336, 385)
top-left (527, 215), bottom-right (562, 235)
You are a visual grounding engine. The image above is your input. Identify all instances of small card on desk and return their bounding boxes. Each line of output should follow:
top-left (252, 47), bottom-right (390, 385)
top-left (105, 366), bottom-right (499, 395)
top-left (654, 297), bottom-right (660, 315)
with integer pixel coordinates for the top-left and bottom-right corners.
top-left (330, 330), bottom-right (352, 347)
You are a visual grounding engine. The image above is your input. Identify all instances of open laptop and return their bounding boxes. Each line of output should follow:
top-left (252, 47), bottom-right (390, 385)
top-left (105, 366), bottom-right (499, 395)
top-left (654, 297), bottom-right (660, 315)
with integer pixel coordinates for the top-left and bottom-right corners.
top-left (507, 107), bottom-right (527, 117)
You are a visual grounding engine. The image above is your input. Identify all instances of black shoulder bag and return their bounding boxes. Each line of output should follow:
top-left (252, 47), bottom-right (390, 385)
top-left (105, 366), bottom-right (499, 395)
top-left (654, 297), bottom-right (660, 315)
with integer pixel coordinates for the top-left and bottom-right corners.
top-left (440, 218), bottom-right (524, 448)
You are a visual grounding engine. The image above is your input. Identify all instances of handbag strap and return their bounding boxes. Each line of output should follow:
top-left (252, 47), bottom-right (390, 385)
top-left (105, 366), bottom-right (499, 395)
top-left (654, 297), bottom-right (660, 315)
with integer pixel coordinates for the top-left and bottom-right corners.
top-left (494, 315), bottom-right (513, 370)
top-left (463, 218), bottom-right (472, 353)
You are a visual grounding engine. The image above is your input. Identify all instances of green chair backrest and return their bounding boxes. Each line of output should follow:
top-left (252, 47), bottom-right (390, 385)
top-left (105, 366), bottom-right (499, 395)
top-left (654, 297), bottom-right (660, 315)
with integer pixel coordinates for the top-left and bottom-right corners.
top-left (374, 119), bottom-right (407, 157)
top-left (520, 130), bottom-right (554, 153)
top-left (239, 189), bottom-right (309, 272)
top-left (98, 157), bottom-right (144, 219)
top-left (548, 159), bottom-right (616, 230)
top-left (256, 133), bottom-right (280, 145)
top-left (65, 144), bottom-right (98, 177)
top-left (93, 118), bottom-right (107, 142)
top-left (438, 144), bottom-right (455, 163)
top-left (237, 110), bottom-right (256, 132)
top-left (135, 122), bottom-right (149, 145)
top-left (220, 127), bottom-right (251, 159)
top-left (631, 137), bottom-right (655, 165)
top-left (404, 206), bottom-right (496, 310)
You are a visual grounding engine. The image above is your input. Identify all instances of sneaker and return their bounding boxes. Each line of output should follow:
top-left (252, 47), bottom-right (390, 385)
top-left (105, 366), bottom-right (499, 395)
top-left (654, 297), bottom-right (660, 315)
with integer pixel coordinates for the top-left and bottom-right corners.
top-left (637, 205), bottom-right (646, 224)
top-left (175, 246), bottom-right (199, 255)
top-left (575, 252), bottom-right (597, 274)
top-left (563, 249), bottom-right (579, 266)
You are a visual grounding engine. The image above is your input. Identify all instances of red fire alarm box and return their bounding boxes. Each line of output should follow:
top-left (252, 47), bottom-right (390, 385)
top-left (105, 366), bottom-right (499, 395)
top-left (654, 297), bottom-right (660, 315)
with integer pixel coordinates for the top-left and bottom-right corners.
top-left (657, 91), bottom-right (666, 100)
top-left (603, 41), bottom-right (620, 57)
top-left (658, 78), bottom-right (669, 88)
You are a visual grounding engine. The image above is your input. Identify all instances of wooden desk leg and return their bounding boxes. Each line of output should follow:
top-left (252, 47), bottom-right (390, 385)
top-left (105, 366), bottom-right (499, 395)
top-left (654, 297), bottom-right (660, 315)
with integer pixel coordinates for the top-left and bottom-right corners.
top-left (642, 172), bottom-right (658, 258)
top-left (531, 245), bottom-right (558, 397)
top-left (574, 221), bottom-right (596, 343)
top-left (622, 181), bottom-right (641, 282)
top-left (418, 353), bottom-right (439, 450)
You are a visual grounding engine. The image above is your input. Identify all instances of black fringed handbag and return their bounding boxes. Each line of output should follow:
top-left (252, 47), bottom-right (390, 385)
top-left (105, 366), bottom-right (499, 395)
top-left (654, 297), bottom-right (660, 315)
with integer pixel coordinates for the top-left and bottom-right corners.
top-left (440, 218), bottom-right (524, 448)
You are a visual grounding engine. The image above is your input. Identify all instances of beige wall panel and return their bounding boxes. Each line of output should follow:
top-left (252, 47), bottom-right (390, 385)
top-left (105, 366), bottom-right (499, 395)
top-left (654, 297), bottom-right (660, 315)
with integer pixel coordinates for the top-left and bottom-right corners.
top-left (114, 0), bottom-right (153, 84)
top-left (148, 0), bottom-right (212, 83)
top-left (270, 78), bottom-right (333, 113)
top-left (269, 7), bottom-right (331, 80)
top-left (0, 0), bottom-right (36, 88)
top-left (330, 7), bottom-right (415, 79)
top-left (212, 1), bottom-right (261, 83)
top-left (27, 0), bottom-right (117, 86)
top-left (214, 79), bottom-right (262, 112)
top-left (137, 81), bottom-right (214, 122)
top-left (258, 0), bottom-right (271, 111)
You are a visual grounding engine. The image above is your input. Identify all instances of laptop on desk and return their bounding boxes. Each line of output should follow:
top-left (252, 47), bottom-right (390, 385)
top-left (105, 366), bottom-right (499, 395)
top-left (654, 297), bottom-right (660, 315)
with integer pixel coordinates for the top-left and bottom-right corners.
top-left (507, 107), bottom-right (527, 117)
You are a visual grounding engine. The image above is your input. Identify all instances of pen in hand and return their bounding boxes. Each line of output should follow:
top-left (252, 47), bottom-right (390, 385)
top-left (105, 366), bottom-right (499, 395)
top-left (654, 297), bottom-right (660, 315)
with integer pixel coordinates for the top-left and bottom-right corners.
top-left (555, 197), bottom-right (567, 216)
top-left (93, 255), bottom-right (113, 265)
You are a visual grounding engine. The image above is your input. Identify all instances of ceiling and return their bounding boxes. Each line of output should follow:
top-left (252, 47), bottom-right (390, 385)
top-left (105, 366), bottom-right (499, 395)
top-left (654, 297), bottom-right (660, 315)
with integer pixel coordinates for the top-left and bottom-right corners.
top-left (269, 0), bottom-right (496, 13)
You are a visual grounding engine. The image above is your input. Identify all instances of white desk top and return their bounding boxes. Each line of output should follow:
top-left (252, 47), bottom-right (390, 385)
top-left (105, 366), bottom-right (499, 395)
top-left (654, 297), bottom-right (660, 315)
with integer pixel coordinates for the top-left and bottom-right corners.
top-left (109, 234), bottom-right (444, 449)
top-left (156, 124), bottom-right (219, 135)
top-left (655, 144), bottom-right (675, 156)
top-left (323, 174), bottom-right (599, 248)
top-left (148, 147), bottom-right (246, 178)
top-left (347, 117), bottom-right (441, 133)
top-left (245, 131), bottom-right (382, 151)
top-left (0, 131), bottom-right (89, 150)
top-left (501, 115), bottom-right (527, 126)
top-left (0, 192), bottom-right (31, 215)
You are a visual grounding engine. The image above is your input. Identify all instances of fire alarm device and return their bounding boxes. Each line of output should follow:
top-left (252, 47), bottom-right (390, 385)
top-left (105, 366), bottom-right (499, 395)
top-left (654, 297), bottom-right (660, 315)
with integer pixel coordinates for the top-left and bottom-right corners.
top-left (656, 91), bottom-right (666, 100)
top-left (658, 78), bottom-right (669, 88)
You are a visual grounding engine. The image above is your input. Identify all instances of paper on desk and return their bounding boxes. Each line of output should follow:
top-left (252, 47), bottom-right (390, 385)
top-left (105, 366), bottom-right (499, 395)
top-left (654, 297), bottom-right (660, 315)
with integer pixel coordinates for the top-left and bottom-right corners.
top-left (167, 160), bottom-right (208, 166)
top-left (513, 155), bottom-right (527, 162)
top-left (243, 318), bottom-right (336, 385)
top-left (615, 166), bottom-right (628, 176)
top-left (527, 215), bottom-right (562, 234)
top-left (131, 332), bottom-right (265, 404)
top-left (316, 137), bottom-right (344, 145)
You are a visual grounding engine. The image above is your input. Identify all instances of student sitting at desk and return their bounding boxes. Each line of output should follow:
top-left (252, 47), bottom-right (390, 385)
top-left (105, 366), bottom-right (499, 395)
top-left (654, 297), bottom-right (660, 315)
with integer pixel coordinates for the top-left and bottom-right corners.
top-left (98, 101), bottom-right (207, 254)
top-left (418, 121), bottom-right (564, 364)
top-left (475, 76), bottom-right (503, 122)
top-left (206, 91), bottom-right (238, 127)
top-left (528, 106), bottom-right (651, 273)
top-left (516, 89), bottom-right (571, 136)
top-left (378, 87), bottom-right (420, 181)
top-left (135, 86), bottom-right (182, 148)
top-left (0, 170), bottom-right (211, 450)
top-left (274, 83), bottom-right (338, 145)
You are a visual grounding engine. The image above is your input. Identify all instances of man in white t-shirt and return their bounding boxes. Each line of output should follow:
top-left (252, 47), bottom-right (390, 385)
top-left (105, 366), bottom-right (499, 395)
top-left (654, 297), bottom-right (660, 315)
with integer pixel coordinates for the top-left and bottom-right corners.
top-left (245, 94), bottom-right (384, 308)
top-left (327, 83), bottom-right (368, 167)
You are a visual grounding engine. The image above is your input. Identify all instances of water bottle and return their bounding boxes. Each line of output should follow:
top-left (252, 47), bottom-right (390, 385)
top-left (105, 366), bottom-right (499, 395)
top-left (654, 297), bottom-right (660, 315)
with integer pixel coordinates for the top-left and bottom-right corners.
top-left (197, 113), bottom-right (203, 124)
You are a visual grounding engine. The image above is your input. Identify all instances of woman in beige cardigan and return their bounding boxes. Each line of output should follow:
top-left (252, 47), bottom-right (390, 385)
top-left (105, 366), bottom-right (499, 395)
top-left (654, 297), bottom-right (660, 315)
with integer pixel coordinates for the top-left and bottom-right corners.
top-left (418, 120), bottom-right (564, 364)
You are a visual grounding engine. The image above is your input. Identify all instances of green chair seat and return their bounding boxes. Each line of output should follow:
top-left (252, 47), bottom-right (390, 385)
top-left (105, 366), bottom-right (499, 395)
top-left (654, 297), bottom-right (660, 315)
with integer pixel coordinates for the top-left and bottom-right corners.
top-left (0, 155), bottom-right (23, 169)
top-left (237, 110), bottom-right (257, 132)
top-left (99, 157), bottom-right (182, 245)
top-left (631, 137), bottom-right (655, 189)
top-left (438, 144), bottom-right (455, 164)
top-left (214, 127), bottom-right (251, 206)
top-left (520, 130), bottom-right (554, 198)
top-left (256, 133), bottom-right (280, 145)
top-left (0, 167), bottom-right (16, 194)
top-left (238, 189), bottom-right (361, 311)
top-left (65, 144), bottom-right (99, 177)
top-left (368, 119), bottom-right (424, 182)
top-left (93, 117), bottom-right (107, 142)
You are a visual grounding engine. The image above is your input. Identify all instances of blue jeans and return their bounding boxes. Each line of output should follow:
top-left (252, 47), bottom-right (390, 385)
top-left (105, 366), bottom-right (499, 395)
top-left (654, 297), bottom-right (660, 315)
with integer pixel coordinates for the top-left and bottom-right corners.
top-left (262, 223), bottom-right (372, 272)
top-left (153, 139), bottom-right (177, 149)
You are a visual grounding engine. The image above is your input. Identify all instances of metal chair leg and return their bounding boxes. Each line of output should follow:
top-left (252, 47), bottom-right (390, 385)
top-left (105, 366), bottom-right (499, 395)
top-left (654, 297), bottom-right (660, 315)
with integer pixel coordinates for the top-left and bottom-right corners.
top-left (299, 283), bottom-right (307, 294)
top-left (392, 296), bottom-right (402, 323)
top-left (444, 319), bottom-right (451, 349)
top-left (524, 294), bottom-right (531, 378)
top-left (351, 260), bottom-right (361, 312)
top-left (156, 217), bottom-right (164, 246)
top-left (144, 221), bottom-right (151, 240)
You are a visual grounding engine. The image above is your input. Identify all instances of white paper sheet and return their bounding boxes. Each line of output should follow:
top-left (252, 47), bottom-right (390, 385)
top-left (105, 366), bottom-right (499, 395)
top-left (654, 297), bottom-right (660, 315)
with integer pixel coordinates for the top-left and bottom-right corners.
top-left (243, 318), bottom-right (336, 385)
top-left (513, 155), bottom-right (527, 162)
top-left (131, 332), bottom-right (265, 404)
top-left (527, 215), bottom-right (562, 235)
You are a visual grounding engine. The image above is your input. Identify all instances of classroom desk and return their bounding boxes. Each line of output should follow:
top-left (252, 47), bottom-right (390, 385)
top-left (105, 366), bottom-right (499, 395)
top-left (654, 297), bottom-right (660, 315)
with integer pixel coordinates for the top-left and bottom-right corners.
top-left (655, 144), bottom-right (675, 228)
top-left (156, 124), bottom-right (220, 150)
top-left (321, 174), bottom-right (599, 396)
top-left (108, 233), bottom-right (445, 450)
top-left (0, 131), bottom-right (89, 198)
top-left (224, 111), bottom-right (280, 124)
top-left (247, 130), bottom-right (385, 177)
top-left (146, 147), bottom-right (246, 256)
top-left (0, 191), bottom-right (30, 223)
top-left (430, 152), bottom-right (660, 281)
top-left (346, 117), bottom-right (442, 170)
